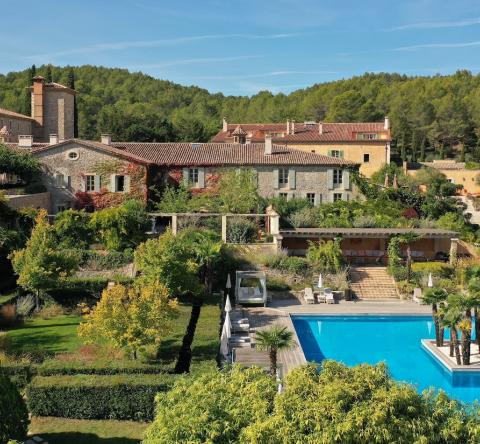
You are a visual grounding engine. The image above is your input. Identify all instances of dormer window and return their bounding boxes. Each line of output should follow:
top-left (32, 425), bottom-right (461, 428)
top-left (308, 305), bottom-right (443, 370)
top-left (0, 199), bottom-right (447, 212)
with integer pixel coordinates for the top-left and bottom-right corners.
top-left (357, 133), bottom-right (379, 140)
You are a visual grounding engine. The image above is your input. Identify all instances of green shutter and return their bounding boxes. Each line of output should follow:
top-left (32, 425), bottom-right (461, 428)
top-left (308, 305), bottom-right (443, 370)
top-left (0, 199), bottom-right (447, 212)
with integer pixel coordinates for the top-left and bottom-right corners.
top-left (339, 150), bottom-right (344, 158)
top-left (288, 169), bottom-right (296, 190)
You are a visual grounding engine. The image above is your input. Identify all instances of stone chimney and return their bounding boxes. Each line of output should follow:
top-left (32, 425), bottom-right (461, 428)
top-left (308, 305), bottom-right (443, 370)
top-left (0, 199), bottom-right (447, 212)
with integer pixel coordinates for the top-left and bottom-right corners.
top-left (286, 119), bottom-right (290, 135)
top-left (384, 116), bottom-right (390, 130)
top-left (101, 134), bottom-right (112, 146)
top-left (18, 135), bottom-right (33, 148)
top-left (291, 120), bottom-right (295, 135)
top-left (264, 134), bottom-right (272, 155)
top-left (223, 117), bottom-right (228, 132)
top-left (32, 76), bottom-right (45, 126)
top-left (318, 122), bottom-right (323, 134)
top-left (246, 137), bottom-right (251, 144)
top-left (49, 134), bottom-right (59, 145)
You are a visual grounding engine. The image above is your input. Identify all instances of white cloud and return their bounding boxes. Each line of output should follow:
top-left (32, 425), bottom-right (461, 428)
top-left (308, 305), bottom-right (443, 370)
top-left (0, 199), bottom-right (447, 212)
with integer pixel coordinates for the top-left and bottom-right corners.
top-left (394, 40), bottom-right (480, 51)
top-left (127, 55), bottom-right (263, 70)
top-left (384, 17), bottom-right (480, 31)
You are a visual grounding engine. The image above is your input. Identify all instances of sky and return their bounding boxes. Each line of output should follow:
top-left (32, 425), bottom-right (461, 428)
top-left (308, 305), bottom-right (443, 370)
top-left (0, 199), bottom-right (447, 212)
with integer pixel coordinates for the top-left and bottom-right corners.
top-left (1, 0), bottom-right (480, 96)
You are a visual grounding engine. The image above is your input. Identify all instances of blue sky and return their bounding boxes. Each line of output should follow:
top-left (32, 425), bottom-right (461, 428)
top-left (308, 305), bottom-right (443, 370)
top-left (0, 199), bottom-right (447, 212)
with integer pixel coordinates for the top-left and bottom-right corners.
top-left (2, 0), bottom-right (480, 96)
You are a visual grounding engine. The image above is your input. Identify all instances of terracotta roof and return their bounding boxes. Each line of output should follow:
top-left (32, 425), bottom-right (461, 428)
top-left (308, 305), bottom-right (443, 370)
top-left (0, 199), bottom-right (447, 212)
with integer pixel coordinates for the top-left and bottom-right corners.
top-left (0, 108), bottom-right (35, 122)
top-left (232, 125), bottom-right (247, 135)
top-left (211, 122), bottom-right (391, 143)
top-left (4, 142), bottom-right (49, 151)
top-left (281, 227), bottom-right (458, 238)
top-left (422, 161), bottom-right (466, 170)
top-left (111, 142), bottom-right (358, 167)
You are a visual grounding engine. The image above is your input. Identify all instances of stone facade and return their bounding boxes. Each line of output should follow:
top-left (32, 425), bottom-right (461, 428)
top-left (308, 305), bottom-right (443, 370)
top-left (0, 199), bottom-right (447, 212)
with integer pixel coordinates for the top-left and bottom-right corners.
top-left (33, 141), bottom-right (148, 213)
top-left (0, 112), bottom-right (34, 143)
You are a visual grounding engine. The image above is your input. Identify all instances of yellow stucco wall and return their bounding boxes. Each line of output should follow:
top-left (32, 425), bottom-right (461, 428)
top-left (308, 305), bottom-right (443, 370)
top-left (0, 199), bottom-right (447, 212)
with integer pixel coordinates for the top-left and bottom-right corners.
top-left (283, 142), bottom-right (389, 177)
top-left (408, 168), bottom-right (480, 195)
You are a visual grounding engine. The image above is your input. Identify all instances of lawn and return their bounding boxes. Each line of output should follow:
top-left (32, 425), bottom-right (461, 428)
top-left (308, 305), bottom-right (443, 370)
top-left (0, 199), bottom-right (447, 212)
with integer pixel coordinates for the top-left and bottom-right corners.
top-left (5, 315), bottom-right (83, 355)
top-left (29, 417), bottom-right (148, 444)
top-left (0, 291), bottom-right (17, 305)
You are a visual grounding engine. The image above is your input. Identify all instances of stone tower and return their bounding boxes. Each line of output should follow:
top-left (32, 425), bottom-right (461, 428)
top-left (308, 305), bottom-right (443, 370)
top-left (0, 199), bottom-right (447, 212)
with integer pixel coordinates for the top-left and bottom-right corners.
top-left (31, 76), bottom-right (76, 142)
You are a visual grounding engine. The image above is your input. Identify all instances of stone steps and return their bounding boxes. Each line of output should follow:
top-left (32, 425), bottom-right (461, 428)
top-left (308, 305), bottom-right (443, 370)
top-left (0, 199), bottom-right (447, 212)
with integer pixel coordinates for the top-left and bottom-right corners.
top-left (350, 266), bottom-right (398, 300)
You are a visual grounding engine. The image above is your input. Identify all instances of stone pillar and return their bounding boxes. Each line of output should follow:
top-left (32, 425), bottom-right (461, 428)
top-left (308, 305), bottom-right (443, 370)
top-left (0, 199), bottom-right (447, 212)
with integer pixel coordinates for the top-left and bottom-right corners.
top-left (221, 215), bottom-right (227, 243)
top-left (266, 205), bottom-right (280, 236)
top-left (450, 238), bottom-right (459, 266)
top-left (171, 214), bottom-right (178, 235)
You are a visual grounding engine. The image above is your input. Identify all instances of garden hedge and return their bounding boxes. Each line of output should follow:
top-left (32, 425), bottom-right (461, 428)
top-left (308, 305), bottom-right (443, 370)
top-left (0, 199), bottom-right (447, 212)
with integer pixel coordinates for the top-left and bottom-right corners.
top-left (0, 363), bottom-right (32, 390)
top-left (26, 373), bottom-right (178, 420)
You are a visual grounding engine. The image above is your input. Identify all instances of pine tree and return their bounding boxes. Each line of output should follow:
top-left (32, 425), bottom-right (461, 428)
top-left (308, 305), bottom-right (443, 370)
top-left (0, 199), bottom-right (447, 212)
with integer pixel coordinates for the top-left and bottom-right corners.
top-left (411, 132), bottom-right (417, 162)
top-left (67, 68), bottom-right (79, 137)
top-left (31, 64), bottom-right (36, 78)
top-left (45, 65), bottom-right (53, 83)
top-left (20, 66), bottom-right (34, 116)
top-left (400, 134), bottom-right (407, 162)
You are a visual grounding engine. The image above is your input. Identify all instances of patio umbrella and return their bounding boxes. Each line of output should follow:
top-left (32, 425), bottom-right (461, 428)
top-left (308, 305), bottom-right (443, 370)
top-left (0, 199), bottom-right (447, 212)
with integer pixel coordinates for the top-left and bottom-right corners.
top-left (392, 174), bottom-right (399, 190)
top-left (225, 294), bottom-right (232, 312)
top-left (427, 272), bottom-right (433, 288)
top-left (220, 323), bottom-right (229, 358)
top-left (224, 311), bottom-right (232, 339)
top-left (384, 173), bottom-right (389, 188)
top-left (317, 274), bottom-right (323, 289)
top-left (226, 274), bottom-right (232, 289)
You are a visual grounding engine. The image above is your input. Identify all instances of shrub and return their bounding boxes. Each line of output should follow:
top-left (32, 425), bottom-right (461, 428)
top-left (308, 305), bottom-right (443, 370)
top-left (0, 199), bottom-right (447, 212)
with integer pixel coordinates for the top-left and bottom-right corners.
top-left (0, 373), bottom-right (29, 443)
top-left (324, 269), bottom-right (350, 291)
top-left (0, 303), bottom-right (17, 327)
top-left (26, 373), bottom-right (177, 420)
top-left (352, 215), bottom-right (378, 228)
top-left (288, 207), bottom-right (317, 228)
top-left (397, 280), bottom-right (416, 297)
top-left (306, 239), bottom-right (343, 273)
top-left (81, 249), bottom-right (134, 270)
top-left (227, 217), bottom-right (258, 243)
top-left (0, 362), bottom-right (32, 390)
top-left (35, 303), bottom-right (65, 320)
top-left (54, 209), bottom-right (93, 249)
top-left (15, 295), bottom-right (35, 317)
top-left (266, 277), bottom-right (291, 291)
top-left (411, 262), bottom-right (454, 278)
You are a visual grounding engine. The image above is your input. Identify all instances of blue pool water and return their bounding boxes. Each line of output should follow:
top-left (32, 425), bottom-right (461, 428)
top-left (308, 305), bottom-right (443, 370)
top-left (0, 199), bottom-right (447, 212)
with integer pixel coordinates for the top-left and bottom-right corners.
top-left (292, 315), bottom-right (480, 403)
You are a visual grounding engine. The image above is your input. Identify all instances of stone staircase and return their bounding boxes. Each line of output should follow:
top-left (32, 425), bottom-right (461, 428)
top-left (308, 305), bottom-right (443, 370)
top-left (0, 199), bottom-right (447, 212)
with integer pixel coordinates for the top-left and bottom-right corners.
top-left (349, 266), bottom-right (399, 300)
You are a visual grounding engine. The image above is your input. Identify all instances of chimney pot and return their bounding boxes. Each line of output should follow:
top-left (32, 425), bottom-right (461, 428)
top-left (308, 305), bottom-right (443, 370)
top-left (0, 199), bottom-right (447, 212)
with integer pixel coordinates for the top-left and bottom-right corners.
top-left (18, 135), bottom-right (33, 148)
top-left (49, 134), bottom-right (59, 145)
top-left (384, 116), bottom-right (390, 130)
top-left (101, 134), bottom-right (112, 146)
top-left (319, 122), bottom-right (323, 135)
top-left (223, 117), bottom-right (228, 132)
top-left (264, 134), bottom-right (273, 155)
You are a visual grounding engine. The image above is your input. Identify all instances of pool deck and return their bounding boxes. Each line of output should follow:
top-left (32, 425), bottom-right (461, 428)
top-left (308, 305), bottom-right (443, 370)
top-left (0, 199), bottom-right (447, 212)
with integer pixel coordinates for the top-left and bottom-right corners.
top-left (235, 298), bottom-right (432, 374)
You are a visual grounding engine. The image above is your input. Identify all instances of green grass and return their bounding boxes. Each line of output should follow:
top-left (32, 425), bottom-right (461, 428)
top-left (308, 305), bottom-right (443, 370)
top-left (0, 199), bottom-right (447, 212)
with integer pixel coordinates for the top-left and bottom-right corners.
top-left (29, 417), bottom-right (147, 444)
top-left (5, 315), bottom-right (83, 355)
top-left (0, 291), bottom-right (17, 305)
top-left (156, 296), bottom-right (220, 365)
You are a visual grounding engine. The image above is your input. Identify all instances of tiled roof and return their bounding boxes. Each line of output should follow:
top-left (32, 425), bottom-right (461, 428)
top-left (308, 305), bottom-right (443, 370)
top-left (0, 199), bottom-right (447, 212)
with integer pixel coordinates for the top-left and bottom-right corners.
top-left (232, 125), bottom-right (247, 135)
top-left (111, 142), bottom-right (358, 167)
top-left (281, 227), bottom-right (458, 238)
top-left (422, 161), bottom-right (466, 170)
top-left (4, 142), bottom-right (49, 151)
top-left (0, 108), bottom-right (35, 122)
top-left (211, 122), bottom-right (391, 143)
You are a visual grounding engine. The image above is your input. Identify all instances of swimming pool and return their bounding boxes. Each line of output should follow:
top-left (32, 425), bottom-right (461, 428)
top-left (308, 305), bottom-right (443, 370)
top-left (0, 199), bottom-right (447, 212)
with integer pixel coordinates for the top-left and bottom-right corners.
top-left (291, 315), bottom-right (480, 403)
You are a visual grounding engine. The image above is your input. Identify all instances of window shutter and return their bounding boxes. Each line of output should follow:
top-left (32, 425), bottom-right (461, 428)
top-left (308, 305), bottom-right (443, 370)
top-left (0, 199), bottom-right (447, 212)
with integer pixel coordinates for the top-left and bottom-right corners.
top-left (198, 168), bottom-right (205, 188)
top-left (343, 170), bottom-right (350, 190)
top-left (182, 168), bottom-right (189, 186)
top-left (66, 176), bottom-right (71, 189)
top-left (124, 176), bottom-right (131, 193)
top-left (288, 169), bottom-right (296, 190)
top-left (343, 192), bottom-right (349, 202)
top-left (110, 174), bottom-right (117, 192)
top-left (314, 193), bottom-right (321, 206)
top-left (339, 150), bottom-right (344, 158)
top-left (327, 169), bottom-right (334, 190)
top-left (327, 150), bottom-right (332, 157)
top-left (273, 168), bottom-right (279, 189)
top-left (94, 175), bottom-right (101, 192)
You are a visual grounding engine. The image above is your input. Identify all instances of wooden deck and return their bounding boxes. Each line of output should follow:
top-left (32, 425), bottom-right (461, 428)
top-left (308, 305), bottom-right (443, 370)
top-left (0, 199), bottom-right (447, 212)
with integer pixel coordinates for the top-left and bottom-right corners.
top-left (233, 307), bottom-right (306, 375)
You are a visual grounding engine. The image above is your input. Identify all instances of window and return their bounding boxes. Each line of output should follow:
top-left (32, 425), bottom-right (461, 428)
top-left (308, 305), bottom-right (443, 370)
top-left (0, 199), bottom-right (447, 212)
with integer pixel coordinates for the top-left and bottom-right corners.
top-left (306, 193), bottom-right (315, 205)
top-left (55, 174), bottom-right (65, 187)
top-left (357, 133), bottom-right (379, 140)
top-left (85, 174), bottom-right (95, 192)
top-left (68, 151), bottom-right (79, 160)
top-left (363, 153), bottom-right (370, 163)
top-left (278, 168), bottom-right (289, 188)
top-left (331, 150), bottom-right (342, 158)
top-left (116, 175), bottom-right (125, 192)
top-left (188, 168), bottom-right (199, 185)
top-left (333, 193), bottom-right (343, 202)
top-left (333, 169), bottom-right (343, 186)
top-left (57, 205), bottom-right (67, 213)
top-left (279, 193), bottom-right (288, 199)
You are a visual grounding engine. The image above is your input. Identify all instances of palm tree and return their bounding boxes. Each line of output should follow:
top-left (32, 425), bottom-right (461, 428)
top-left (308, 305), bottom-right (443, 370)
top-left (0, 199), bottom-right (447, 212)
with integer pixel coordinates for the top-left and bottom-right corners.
top-left (440, 306), bottom-right (462, 365)
top-left (396, 232), bottom-right (422, 281)
top-left (423, 287), bottom-right (448, 347)
top-left (468, 278), bottom-right (480, 348)
top-left (255, 325), bottom-right (295, 376)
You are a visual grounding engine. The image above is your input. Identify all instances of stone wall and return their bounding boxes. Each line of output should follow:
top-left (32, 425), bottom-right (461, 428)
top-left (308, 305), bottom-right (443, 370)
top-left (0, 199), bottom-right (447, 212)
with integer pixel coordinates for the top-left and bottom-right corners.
top-left (6, 192), bottom-right (51, 212)
top-left (41, 90), bottom-right (75, 141)
top-left (0, 115), bottom-right (33, 142)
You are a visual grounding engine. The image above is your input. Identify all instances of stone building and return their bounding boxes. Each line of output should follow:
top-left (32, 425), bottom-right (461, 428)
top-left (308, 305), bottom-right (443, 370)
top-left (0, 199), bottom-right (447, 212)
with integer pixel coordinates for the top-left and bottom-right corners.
top-left (0, 76), bottom-right (75, 144)
top-left (211, 117), bottom-right (391, 177)
top-left (20, 135), bottom-right (359, 213)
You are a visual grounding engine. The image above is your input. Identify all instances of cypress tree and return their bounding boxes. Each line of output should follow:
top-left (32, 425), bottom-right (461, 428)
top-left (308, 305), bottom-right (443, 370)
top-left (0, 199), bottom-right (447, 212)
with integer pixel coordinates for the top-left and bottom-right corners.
top-left (460, 144), bottom-right (466, 162)
top-left (20, 66), bottom-right (35, 116)
top-left (45, 65), bottom-right (53, 83)
top-left (67, 68), bottom-right (79, 138)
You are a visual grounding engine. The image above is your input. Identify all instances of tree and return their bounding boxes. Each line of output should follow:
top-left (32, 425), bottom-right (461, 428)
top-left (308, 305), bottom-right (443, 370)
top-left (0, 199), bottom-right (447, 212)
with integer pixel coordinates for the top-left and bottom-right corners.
top-left (440, 306), bottom-right (462, 364)
top-left (216, 169), bottom-right (260, 213)
top-left (423, 287), bottom-right (448, 347)
top-left (396, 232), bottom-right (421, 281)
top-left (468, 277), bottom-right (480, 348)
top-left (78, 282), bottom-right (178, 359)
top-left (143, 366), bottom-right (276, 444)
top-left (0, 144), bottom-right (40, 183)
top-left (67, 67), bottom-right (78, 138)
top-left (419, 136), bottom-right (426, 161)
top-left (254, 325), bottom-right (295, 376)
top-left (0, 373), bottom-right (29, 443)
top-left (45, 65), bottom-right (53, 83)
top-left (53, 208), bottom-right (92, 249)
top-left (10, 210), bottom-right (79, 308)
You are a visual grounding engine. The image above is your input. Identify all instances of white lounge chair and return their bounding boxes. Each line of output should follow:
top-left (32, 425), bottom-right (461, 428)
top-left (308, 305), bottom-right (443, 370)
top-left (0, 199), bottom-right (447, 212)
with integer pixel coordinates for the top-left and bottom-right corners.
top-left (324, 288), bottom-right (335, 304)
top-left (413, 287), bottom-right (422, 304)
top-left (316, 288), bottom-right (326, 303)
top-left (303, 287), bottom-right (316, 304)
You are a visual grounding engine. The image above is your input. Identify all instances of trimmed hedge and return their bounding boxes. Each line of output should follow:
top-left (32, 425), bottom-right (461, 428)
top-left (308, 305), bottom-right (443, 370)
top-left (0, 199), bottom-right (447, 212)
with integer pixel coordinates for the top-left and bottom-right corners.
top-left (0, 363), bottom-right (32, 390)
top-left (26, 373), bottom-right (177, 420)
top-left (411, 262), bottom-right (453, 278)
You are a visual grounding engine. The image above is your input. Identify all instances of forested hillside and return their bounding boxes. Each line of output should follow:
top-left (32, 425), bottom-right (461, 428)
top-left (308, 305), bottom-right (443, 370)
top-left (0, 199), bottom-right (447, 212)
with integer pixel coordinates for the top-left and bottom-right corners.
top-left (1, 65), bottom-right (480, 161)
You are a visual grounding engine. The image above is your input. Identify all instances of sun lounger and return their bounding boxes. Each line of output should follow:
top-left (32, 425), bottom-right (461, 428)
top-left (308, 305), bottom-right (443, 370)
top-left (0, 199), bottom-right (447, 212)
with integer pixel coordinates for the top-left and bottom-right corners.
top-left (316, 288), bottom-right (326, 303)
top-left (324, 288), bottom-right (335, 304)
top-left (413, 287), bottom-right (423, 304)
top-left (303, 287), bottom-right (316, 304)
